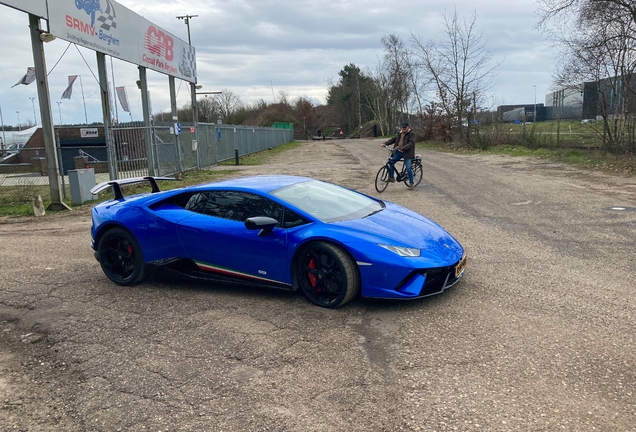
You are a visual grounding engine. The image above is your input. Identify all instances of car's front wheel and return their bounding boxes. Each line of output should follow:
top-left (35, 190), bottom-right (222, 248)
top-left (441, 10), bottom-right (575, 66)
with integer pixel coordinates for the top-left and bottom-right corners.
top-left (295, 242), bottom-right (360, 308)
top-left (97, 227), bottom-right (148, 286)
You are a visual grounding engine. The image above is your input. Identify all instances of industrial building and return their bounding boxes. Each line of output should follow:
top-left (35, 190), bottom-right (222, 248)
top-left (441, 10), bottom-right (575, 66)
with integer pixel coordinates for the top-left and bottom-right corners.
top-left (499, 75), bottom-right (632, 123)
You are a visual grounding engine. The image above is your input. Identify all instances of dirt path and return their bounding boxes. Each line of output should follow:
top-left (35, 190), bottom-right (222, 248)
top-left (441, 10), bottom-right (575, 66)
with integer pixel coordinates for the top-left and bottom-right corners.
top-left (1, 139), bottom-right (635, 431)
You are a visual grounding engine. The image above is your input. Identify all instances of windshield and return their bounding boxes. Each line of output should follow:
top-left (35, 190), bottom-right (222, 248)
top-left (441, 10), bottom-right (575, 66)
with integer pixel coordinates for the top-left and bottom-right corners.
top-left (272, 180), bottom-right (384, 222)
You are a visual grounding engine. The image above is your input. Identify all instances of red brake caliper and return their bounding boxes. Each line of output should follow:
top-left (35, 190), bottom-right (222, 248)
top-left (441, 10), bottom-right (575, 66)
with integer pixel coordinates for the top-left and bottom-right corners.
top-left (308, 258), bottom-right (318, 289)
top-left (126, 244), bottom-right (133, 255)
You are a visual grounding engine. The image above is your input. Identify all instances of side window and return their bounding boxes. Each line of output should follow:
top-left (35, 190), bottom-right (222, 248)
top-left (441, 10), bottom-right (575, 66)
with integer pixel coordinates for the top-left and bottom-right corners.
top-left (186, 190), bottom-right (283, 225)
top-left (179, 190), bottom-right (307, 229)
top-left (183, 192), bottom-right (208, 213)
top-left (283, 209), bottom-right (307, 228)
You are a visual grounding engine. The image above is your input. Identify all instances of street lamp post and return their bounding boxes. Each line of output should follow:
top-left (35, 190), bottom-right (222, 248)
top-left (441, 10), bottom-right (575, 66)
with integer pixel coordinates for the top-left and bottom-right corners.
top-left (177, 14), bottom-right (199, 152)
top-left (16, 111), bottom-right (21, 131)
top-left (56, 102), bottom-right (62, 125)
top-left (0, 104), bottom-right (6, 153)
top-left (176, 14), bottom-right (198, 45)
top-left (206, 96), bottom-right (211, 123)
top-left (29, 97), bottom-right (38, 125)
top-left (533, 85), bottom-right (537, 123)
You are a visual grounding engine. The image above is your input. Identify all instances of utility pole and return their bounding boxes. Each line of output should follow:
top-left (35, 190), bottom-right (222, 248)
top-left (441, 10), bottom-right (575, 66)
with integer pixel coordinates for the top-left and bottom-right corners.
top-left (176, 14), bottom-right (198, 45)
top-left (356, 73), bottom-right (362, 130)
top-left (176, 14), bottom-right (199, 160)
top-left (29, 13), bottom-right (69, 210)
top-left (0, 104), bottom-right (6, 150)
top-left (56, 102), bottom-right (62, 125)
top-left (29, 97), bottom-right (38, 124)
top-left (533, 85), bottom-right (537, 122)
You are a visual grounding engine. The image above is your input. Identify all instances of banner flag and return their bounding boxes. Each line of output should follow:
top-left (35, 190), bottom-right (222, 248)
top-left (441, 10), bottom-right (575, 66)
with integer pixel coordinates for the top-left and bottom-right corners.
top-left (11, 67), bottom-right (36, 88)
top-left (61, 75), bottom-right (78, 99)
top-left (115, 86), bottom-right (130, 112)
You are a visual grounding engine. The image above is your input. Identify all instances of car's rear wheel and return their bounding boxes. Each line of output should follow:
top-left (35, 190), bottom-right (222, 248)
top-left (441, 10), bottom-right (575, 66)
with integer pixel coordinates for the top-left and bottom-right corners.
top-left (375, 166), bottom-right (390, 193)
top-left (295, 242), bottom-right (359, 308)
top-left (97, 227), bottom-right (148, 286)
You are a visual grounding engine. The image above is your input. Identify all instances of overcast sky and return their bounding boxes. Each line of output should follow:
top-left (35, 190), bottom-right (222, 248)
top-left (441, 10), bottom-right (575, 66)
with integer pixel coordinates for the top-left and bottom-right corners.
top-left (0, 0), bottom-right (558, 127)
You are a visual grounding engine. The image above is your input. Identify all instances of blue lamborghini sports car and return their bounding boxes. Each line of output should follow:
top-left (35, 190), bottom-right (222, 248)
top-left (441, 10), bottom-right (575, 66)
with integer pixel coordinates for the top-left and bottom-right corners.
top-left (90, 175), bottom-right (466, 308)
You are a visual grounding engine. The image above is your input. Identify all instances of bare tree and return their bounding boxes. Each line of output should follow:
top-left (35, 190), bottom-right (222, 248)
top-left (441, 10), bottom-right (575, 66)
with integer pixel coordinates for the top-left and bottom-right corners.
top-left (381, 34), bottom-right (412, 122)
top-left (364, 60), bottom-right (392, 135)
top-left (538, 0), bottom-right (636, 153)
top-left (537, 0), bottom-right (636, 30)
top-left (293, 96), bottom-right (315, 137)
top-left (411, 9), bottom-right (498, 141)
top-left (214, 89), bottom-right (243, 121)
top-left (278, 91), bottom-right (291, 107)
top-left (294, 96), bottom-right (315, 124)
top-left (197, 96), bottom-right (220, 123)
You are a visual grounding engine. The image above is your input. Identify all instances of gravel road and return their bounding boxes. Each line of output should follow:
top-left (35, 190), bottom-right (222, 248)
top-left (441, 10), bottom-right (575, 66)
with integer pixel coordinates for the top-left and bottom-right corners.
top-left (1, 139), bottom-right (635, 431)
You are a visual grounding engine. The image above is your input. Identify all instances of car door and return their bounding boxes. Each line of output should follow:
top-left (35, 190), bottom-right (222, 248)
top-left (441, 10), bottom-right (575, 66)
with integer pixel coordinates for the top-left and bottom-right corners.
top-left (176, 190), bottom-right (291, 285)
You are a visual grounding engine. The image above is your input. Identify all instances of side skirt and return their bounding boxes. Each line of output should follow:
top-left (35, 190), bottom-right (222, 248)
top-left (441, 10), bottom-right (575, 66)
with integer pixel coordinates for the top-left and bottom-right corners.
top-left (161, 259), bottom-right (294, 292)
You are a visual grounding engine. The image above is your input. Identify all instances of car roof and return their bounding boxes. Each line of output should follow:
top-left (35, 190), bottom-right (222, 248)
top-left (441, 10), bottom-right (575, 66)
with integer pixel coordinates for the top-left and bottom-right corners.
top-left (187, 174), bottom-right (311, 194)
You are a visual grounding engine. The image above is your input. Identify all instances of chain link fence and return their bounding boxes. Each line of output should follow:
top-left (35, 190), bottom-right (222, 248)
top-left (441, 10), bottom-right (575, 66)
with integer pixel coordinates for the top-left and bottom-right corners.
top-left (0, 123), bottom-right (293, 207)
top-left (0, 144), bottom-right (53, 208)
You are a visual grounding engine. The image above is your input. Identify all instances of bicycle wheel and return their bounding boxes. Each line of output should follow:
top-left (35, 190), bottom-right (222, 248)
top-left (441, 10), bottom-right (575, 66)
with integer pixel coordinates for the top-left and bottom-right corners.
top-left (412, 162), bottom-right (423, 187)
top-left (403, 162), bottom-right (423, 188)
top-left (375, 166), bottom-right (390, 193)
top-left (401, 165), bottom-right (410, 186)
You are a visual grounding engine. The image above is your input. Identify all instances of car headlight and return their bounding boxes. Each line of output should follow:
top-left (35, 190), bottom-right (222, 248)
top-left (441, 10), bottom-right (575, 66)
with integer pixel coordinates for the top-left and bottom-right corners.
top-left (378, 244), bottom-right (421, 257)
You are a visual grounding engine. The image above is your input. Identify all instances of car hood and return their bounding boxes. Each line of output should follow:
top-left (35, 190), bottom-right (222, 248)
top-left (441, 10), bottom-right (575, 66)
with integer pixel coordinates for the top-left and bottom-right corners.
top-left (333, 203), bottom-right (462, 254)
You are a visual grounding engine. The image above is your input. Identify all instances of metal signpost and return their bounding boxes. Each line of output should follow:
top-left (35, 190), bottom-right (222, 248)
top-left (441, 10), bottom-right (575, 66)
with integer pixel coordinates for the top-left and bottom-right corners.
top-left (0, 0), bottom-right (198, 208)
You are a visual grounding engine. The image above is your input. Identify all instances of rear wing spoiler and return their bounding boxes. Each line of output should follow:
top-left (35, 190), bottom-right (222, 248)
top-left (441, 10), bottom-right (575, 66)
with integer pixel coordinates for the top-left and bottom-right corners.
top-left (90, 176), bottom-right (181, 200)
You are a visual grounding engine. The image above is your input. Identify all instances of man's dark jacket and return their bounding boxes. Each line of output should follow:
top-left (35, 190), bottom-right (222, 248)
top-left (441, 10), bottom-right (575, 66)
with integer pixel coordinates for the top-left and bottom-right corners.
top-left (384, 129), bottom-right (416, 159)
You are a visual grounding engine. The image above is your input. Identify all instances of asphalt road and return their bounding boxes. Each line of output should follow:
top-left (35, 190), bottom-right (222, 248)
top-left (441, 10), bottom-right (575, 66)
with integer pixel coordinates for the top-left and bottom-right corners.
top-left (1, 139), bottom-right (635, 431)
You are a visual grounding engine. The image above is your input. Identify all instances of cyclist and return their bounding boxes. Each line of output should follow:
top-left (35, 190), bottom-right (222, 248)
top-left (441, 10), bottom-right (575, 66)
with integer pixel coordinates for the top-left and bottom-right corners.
top-left (381, 122), bottom-right (416, 189)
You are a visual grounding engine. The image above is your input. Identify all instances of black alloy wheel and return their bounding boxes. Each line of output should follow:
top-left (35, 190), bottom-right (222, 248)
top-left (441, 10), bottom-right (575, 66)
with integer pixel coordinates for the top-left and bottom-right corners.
top-left (295, 242), bottom-right (359, 308)
top-left (97, 227), bottom-right (148, 286)
top-left (375, 166), bottom-right (390, 193)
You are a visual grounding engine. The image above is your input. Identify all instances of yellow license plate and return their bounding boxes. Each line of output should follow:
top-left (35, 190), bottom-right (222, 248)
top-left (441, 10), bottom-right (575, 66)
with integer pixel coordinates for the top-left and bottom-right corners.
top-left (455, 254), bottom-right (467, 277)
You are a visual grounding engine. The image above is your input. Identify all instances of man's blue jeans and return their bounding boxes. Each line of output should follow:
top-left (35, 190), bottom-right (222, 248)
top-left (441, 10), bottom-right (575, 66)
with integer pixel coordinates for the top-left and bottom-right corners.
top-left (389, 151), bottom-right (414, 184)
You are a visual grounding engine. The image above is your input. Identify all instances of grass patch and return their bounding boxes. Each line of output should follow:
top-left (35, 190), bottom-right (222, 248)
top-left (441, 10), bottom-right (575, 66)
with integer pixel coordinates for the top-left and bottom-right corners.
top-left (0, 142), bottom-right (301, 218)
top-left (173, 169), bottom-right (238, 187)
top-left (0, 199), bottom-right (36, 217)
top-left (0, 183), bottom-right (52, 218)
top-left (0, 168), bottom-right (242, 218)
top-left (419, 141), bottom-right (636, 175)
top-left (90, 168), bottom-right (239, 203)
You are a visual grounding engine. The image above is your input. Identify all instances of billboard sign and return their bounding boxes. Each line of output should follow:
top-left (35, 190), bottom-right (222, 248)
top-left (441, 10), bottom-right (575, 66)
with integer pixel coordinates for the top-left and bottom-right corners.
top-left (48, 0), bottom-right (196, 82)
top-left (0, 0), bottom-right (48, 18)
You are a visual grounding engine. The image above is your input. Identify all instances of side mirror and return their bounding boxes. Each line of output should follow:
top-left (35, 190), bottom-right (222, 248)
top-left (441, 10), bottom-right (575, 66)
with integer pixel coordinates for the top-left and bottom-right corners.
top-left (244, 216), bottom-right (278, 236)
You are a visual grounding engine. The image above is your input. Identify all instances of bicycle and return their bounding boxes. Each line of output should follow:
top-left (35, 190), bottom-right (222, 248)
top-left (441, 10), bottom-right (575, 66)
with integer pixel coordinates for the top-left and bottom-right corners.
top-left (374, 146), bottom-right (423, 193)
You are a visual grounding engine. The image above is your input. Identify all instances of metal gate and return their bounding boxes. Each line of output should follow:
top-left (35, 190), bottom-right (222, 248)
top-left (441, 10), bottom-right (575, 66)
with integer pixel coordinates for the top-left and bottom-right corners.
top-left (108, 122), bottom-right (294, 180)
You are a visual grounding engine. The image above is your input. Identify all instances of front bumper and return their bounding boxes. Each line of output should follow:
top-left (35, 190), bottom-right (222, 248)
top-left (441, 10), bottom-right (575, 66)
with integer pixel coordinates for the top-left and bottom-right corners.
top-left (361, 254), bottom-right (467, 300)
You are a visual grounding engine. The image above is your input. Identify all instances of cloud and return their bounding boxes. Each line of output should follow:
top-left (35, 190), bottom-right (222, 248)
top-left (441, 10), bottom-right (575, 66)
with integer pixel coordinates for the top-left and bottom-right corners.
top-left (0, 0), bottom-right (558, 125)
